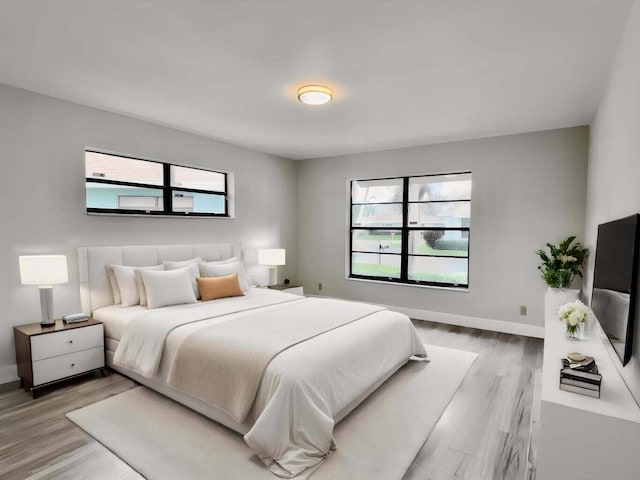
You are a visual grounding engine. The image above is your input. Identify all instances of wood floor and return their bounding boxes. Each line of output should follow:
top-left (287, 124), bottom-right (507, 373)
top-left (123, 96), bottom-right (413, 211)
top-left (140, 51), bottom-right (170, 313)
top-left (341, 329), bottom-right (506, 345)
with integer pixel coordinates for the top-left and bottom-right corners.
top-left (0, 320), bottom-right (543, 480)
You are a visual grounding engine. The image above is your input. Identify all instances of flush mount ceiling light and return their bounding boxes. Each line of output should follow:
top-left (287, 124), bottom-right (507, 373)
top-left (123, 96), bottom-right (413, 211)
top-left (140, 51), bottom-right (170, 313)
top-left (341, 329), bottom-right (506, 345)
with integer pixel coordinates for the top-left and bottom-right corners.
top-left (297, 85), bottom-right (333, 105)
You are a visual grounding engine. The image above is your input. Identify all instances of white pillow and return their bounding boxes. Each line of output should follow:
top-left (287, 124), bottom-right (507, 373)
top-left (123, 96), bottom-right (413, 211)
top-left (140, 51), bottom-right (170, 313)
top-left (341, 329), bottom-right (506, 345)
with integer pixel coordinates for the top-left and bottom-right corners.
top-left (140, 268), bottom-right (197, 309)
top-left (134, 265), bottom-right (164, 306)
top-left (200, 261), bottom-right (250, 292)
top-left (106, 266), bottom-right (121, 304)
top-left (163, 257), bottom-right (202, 299)
top-left (198, 256), bottom-right (239, 276)
top-left (110, 264), bottom-right (163, 307)
top-left (163, 257), bottom-right (202, 269)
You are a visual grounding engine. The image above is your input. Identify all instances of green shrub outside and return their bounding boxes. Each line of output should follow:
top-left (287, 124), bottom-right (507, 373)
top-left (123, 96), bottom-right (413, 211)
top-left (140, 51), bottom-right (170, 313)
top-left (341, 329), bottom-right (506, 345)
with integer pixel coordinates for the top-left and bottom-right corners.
top-left (434, 238), bottom-right (469, 251)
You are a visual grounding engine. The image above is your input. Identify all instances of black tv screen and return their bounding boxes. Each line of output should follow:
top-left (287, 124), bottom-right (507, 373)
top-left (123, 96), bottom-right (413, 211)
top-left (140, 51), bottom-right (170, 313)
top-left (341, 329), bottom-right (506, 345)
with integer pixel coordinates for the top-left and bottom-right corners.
top-left (591, 214), bottom-right (640, 366)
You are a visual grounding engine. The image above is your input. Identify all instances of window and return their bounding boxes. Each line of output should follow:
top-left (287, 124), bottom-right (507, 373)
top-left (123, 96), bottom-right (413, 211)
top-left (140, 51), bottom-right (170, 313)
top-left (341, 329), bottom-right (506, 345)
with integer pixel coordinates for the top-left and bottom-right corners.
top-left (350, 172), bottom-right (471, 288)
top-left (85, 150), bottom-right (228, 217)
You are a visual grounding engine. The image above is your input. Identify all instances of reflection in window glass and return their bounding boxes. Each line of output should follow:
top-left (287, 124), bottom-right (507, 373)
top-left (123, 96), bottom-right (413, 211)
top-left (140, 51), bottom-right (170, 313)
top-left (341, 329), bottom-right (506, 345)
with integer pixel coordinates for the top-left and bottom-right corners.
top-left (172, 191), bottom-right (225, 214)
top-left (85, 151), bottom-right (163, 185)
top-left (86, 183), bottom-right (164, 211)
top-left (408, 256), bottom-right (468, 285)
top-left (352, 178), bottom-right (403, 204)
top-left (408, 201), bottom-right (470, 227)
top-left (352, 204), bottom-right (403, 227)
top-left (171, 166), bottom-right (226, 192)
top-left (408, 173), bottom-right (471, 201)
top-left (351, 253), bottom-right (401, 278)
top-left (352, 230), bottom-right (402, 254)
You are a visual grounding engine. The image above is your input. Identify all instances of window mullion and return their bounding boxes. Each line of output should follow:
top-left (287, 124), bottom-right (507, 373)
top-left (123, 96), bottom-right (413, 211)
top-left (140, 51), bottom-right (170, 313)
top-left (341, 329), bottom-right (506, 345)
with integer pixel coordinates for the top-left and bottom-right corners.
top-left (400, 177), bottom-right (410, 281)
top-left (163, 164), bottom-right (172, 214)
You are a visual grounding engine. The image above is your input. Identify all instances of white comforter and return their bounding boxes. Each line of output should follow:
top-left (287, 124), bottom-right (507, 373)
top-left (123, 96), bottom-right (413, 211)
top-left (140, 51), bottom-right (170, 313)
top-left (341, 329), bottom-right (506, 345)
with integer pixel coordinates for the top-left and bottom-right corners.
top-left (107, 290), bottom-right (427, 478)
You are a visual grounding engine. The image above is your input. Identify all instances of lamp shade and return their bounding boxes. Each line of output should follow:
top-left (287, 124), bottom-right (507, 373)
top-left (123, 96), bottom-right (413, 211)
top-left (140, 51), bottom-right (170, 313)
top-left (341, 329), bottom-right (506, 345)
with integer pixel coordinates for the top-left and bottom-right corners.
top-left (19, 255), bottom-right (69, 286)
top-left (258, 249), bottom-right (285, 266)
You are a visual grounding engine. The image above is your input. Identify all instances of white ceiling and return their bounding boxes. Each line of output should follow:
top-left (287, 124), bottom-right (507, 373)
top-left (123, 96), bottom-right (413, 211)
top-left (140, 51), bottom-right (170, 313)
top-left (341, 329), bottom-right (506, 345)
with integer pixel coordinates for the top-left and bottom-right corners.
top-left (0, 1), bottom-right (634, 159)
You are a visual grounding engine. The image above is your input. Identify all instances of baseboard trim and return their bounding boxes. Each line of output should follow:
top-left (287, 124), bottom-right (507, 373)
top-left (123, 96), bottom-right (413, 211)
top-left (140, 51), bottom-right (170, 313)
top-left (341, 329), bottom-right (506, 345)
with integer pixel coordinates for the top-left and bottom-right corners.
top-left (305, 294), bottom-right (546, 338)
top-left (385, 305), bottom-right (545, 338)
top-left (0, 380), bottom-right (20, 393)
top-left (0, 364), bottom-right (18, 386)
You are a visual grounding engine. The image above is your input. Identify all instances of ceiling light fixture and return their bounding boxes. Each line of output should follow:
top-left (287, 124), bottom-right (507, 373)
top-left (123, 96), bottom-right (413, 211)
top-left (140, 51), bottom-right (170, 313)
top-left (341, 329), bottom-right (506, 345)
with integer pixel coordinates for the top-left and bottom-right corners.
top-left (297, 85), bottom-right (333, 105)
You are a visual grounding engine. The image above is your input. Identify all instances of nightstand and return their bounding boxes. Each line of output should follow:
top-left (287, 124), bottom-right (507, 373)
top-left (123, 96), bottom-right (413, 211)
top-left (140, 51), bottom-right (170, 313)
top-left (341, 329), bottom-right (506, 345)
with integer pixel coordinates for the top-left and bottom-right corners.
top-left (13, 319), bottom-right (105, 398)
top-left (268, 284), bottom-right (304, 295)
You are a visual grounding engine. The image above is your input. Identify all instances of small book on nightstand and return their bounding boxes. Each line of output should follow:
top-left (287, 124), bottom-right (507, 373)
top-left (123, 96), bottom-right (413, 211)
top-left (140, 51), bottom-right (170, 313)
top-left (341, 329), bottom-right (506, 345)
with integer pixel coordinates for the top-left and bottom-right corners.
top-left (62, 313), bottom-right (89, 324)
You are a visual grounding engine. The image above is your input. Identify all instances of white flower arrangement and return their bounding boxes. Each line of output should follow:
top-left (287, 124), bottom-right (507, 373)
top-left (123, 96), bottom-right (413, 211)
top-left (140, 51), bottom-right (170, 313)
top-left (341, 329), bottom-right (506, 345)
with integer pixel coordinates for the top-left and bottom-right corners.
top-left (558, 300), bottom-right (591, 336)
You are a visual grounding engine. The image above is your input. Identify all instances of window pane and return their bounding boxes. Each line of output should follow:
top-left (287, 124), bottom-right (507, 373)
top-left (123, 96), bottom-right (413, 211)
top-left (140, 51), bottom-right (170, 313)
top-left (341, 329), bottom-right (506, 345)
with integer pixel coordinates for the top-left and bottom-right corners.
top-left (352, 204), bottom-right (403, 227)
top-left (352, 230), bottom-right (402, 254)
top-left (86, 183), bottom-right (163, 211)
top-left (171, 166), bottom-right (225, 192)
top-left (352, 178), bottom-right (403, 204)
top-left (408, 230), bottom-right (469, 257)
top-left (352, 253), bottom-right (401, 279)
top-left (408, 256), bottom-right (468, 285)
top-left (408, 173), bottom-right (471, 201)
top-left (85, 151), bottom-right (163, 186)
top-left (408, 201), bottom-right (470, 227)
top-left (172, 190), bottom-right (225, 214)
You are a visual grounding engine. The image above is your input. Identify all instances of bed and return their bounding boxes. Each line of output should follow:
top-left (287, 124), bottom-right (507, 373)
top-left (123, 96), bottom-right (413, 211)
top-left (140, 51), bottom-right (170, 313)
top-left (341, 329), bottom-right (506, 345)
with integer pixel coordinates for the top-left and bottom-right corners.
top-left (78, 243), bottom-right (427, 478)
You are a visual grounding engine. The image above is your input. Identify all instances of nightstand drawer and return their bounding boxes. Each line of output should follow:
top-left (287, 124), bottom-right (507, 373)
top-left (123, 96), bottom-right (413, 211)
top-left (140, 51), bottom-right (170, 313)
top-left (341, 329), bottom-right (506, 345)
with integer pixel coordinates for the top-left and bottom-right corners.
top-left (32, 347), bottom-right (104, 386)
top-left (31, 324), bottom-right (104, 361)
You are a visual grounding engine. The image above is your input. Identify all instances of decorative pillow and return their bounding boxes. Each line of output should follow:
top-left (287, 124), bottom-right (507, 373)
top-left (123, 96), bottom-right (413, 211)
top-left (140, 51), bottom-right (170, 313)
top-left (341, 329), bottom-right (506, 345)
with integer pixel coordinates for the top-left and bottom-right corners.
top-left (200, 261), bottom-right (250, 292)
top-left (163, 257), bottom-right (202, 299)
top-left (134, 265), bottom-right (165, 306)
top-left (140, 268), bottom-right (197, 309)
top-left (197, 274), bottom-right (244, 301)
top-left (111, 264), bottom-right (164, 307)
top-left (106, 266), bottom-right (121, 304)
top-left (198, 256), bottom-right (239, 276)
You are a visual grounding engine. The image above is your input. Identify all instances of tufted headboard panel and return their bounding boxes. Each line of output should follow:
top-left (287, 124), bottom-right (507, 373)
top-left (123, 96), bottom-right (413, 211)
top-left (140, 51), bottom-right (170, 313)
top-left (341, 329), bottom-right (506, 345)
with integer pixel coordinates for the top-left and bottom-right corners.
top-left (77, 242), bottom-right (243, 314)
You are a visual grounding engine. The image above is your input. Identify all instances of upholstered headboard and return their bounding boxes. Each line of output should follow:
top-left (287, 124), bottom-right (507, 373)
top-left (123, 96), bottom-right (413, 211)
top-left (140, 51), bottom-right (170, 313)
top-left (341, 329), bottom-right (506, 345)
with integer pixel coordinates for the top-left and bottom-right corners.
top-left (78, 242), bottom-right (243, 314)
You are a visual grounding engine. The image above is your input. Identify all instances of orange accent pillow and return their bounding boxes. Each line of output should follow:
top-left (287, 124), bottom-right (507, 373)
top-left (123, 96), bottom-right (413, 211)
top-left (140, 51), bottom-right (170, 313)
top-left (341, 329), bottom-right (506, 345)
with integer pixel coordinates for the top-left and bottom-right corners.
top-left (196, 273), bottom-right (244, 301)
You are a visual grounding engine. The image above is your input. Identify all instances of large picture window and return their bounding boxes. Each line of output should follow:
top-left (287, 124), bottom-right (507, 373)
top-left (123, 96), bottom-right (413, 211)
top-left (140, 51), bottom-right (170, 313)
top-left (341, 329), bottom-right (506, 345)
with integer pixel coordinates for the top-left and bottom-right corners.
top-left (350, 172), bottom-right (471, 288)
top-left (85, 150), bottom-right (229, 217)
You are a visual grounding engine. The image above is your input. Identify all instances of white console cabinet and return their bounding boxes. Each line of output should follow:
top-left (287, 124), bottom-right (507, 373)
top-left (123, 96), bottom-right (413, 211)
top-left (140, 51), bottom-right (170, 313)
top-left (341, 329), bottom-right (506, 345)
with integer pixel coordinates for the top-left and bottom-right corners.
top-left (537, 316), bottom-right (640, 479)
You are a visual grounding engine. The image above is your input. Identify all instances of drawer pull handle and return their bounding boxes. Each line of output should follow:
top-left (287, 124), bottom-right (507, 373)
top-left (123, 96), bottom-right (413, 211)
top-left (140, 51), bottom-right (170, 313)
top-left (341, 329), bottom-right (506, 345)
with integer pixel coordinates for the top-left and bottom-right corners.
top-left (68, 340), bottom-right (73, 344)
top-left (71, 363), bottom-right (75, 367)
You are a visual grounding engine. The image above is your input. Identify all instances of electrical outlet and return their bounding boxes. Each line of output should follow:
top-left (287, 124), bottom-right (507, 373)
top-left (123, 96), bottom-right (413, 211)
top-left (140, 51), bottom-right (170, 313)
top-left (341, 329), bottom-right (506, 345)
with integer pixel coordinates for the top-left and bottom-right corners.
top-left (318, 282), bottom-right (323, 291)
top-left (520, 305), bottom-right (527, 316)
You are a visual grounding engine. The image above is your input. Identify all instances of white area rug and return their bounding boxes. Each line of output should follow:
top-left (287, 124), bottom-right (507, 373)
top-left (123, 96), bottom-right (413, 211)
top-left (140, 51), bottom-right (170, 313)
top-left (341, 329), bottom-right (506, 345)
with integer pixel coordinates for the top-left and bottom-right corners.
top-left (67, 345), bottom-right (477, 480)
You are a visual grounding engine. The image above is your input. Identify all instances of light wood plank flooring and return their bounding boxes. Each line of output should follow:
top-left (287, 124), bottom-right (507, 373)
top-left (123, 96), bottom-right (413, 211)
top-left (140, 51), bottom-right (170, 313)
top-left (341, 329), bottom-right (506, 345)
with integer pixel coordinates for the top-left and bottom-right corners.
top-left (405, 321), bottom-right (543, 480)
top-left (0, 320), bottom-right (543, 480)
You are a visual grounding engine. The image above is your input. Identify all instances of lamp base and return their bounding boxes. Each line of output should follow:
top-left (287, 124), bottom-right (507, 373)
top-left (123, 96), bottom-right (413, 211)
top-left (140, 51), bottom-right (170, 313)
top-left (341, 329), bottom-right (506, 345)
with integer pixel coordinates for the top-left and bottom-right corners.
top-left (268, 267), bottom-right (278, 286)
top-left (39, 287), bottom-right (55, 326)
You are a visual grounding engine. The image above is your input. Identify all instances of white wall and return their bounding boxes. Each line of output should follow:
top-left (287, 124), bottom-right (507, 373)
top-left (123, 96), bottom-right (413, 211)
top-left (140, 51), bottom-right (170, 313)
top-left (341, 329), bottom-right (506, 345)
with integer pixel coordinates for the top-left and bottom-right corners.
top-left (0, 83), bottom-right (297, 383)
top-left (296, 128), bottom-right (588, 333)
top-left (584, 0), bottom-right (640, 404)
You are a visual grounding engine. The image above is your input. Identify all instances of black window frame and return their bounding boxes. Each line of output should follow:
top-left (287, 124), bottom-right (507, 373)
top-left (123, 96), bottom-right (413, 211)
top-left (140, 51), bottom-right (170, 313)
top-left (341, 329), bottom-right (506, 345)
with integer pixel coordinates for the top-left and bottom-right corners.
top-left (349, 172), bottom-right (471, 289)
top-left (85, 149), bottom-right (229, 217)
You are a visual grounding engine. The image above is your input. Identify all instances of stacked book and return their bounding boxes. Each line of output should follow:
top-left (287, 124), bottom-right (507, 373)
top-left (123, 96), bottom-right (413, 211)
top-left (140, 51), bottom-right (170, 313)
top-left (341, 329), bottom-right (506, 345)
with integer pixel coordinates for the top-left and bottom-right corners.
top-left (559, 355), bottom-right (602, 398)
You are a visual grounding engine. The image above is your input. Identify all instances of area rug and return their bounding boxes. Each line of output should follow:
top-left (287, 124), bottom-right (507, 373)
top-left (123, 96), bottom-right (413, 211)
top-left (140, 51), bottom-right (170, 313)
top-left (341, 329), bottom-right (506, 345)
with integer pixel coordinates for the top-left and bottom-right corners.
top-left (67, 344), bottom-right (477, 480)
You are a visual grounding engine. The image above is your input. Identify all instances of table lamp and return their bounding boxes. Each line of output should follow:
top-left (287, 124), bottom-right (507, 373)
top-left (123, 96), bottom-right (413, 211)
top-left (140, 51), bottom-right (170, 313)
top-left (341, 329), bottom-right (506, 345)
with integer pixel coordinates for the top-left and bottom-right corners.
top-left (258, 249), bottom-right (285, 286)
top-left (19, 255), bottom-right (69, 326)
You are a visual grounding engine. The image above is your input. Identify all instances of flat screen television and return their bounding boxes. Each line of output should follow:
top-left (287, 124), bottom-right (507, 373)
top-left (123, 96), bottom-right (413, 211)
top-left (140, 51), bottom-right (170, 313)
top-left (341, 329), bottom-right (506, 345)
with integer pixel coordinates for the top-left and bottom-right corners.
top-left (591, 214), bottom-right (640, 366)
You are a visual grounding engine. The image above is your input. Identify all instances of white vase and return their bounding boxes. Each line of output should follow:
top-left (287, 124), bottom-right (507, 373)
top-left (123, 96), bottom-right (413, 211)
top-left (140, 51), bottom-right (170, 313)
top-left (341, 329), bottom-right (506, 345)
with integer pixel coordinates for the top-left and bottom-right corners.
top-left (545, 287), bottom-right (580, 321)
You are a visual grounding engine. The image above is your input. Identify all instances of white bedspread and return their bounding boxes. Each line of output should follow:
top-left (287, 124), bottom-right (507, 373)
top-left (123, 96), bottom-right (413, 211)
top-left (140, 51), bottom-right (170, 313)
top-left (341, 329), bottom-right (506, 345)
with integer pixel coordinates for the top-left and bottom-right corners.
top-left (106, 290), bottom-right (427, 478)
top-left (113, 291), bottom-right (302, 376)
